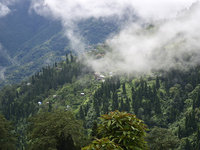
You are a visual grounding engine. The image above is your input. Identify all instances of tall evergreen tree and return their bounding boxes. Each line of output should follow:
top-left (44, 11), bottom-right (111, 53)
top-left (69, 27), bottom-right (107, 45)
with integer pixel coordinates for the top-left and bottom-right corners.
top-left (70, 51), bottom-right (74, 63)
top-left (122, 83), bottom-right (126, 94)
top-left (119, 98), bottom-right (124, 111)
top-left (156, 76), bottom-right (160, 90)
top-left (66, 53), bottom-right (69, 64)
top-left (91, 121), bottom-right (98, 137)
top-left (79, 105), bottom-right (84, 119)
top-left (155, 95), bottom-right (161, 114)
top-left (196, 127), bottom-right (200, 149)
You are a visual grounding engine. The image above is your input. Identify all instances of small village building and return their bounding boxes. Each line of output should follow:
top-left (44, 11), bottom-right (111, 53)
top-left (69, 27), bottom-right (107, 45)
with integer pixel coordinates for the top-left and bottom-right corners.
top-left (53, 95), bottom-right (57, 98)
top-left (38, 101), bottom-right (42, 105)
top-left (27, 83), bottom-right (31, 85)
top-left (80, 93), bottom-right (85, 96)
top-left (55, 67), bottom-right (62, 70)
top-left (94, 72), bottom-right (105, 81)
top-left (94, 72), bottom-right (100, 79)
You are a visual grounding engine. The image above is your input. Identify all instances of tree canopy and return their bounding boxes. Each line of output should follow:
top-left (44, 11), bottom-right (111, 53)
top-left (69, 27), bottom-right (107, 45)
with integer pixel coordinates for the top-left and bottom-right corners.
top-left (26, 110), bottom-right (85, 150)
top-left (82, 110), bottom-right (148, 150)
top-left (0, 114), bottom-right (18, 150)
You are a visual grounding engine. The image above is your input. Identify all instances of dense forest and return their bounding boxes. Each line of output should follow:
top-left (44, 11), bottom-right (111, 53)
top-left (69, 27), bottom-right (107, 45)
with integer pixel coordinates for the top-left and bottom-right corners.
top-left (1, 1), bottom-right (200, 149)
top-left (1, 42), bottom-right (200, 149)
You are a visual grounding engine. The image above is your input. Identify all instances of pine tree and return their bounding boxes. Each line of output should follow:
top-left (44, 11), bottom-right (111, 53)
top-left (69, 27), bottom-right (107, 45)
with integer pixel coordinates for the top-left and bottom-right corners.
top-left (112, 92), bottom-right (118, 111)
top-left (148, 86), bottom-right (152, 100)
top-left (95, 105), bottom-right (100, 118)
top-left (79, 105), bottom-right (84, 119)
top-left (122, 83), bottom-right (126, 94)
top-left (196, 93), bottom-right (200, 109)
top-left (198, 141), bottom-right (200, 150)
top-left (48, 101), bottom-right (52, 112)
top-left (125, 98), bottom-right (130, 112)
top-left (16, 90), bottom-right (19, 98)
top-left (196, 127), bottom-right (200, 149)
top-left (70, 51), bottom-right (74, 63)
top-left (91, 121), bottom-right (98, 137)
top-left (156, 76), bottom-right (160, 90)
top-left (66, 53), bottom-right (69, 64)
top-left (131, 87), bottom-right (135, 93)
top-left (178, 125), bottom-right (181, 139)
top-left (191, 110), bottom-right (197, 131)
top-left (119, 98), bottom-right (124, 111)
top-left (184, 138), bottom-right (191, 150)
top-left (155, 95), bottom-right (161, 114)
top-left (144, 81), bottom-right (147, 98)
top-left (31, 75), bottom-right (35, 84)
top-left (197, 72), bottom-right (200, 86)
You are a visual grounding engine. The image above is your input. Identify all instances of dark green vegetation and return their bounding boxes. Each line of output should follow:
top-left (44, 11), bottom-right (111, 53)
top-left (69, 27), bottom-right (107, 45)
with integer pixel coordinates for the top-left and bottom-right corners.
top-left (0, 114), bottom-right (18, 150)
top-left (1, 42), bottom-right (200, 149)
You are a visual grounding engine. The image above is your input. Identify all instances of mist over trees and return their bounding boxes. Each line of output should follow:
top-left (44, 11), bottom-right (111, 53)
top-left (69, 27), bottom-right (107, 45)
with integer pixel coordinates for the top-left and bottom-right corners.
top-left (1, 1), bottom-right (200, 150)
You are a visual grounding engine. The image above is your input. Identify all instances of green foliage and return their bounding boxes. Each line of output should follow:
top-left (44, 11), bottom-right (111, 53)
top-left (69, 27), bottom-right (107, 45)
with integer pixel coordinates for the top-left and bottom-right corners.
top-left (81, 137), bottom-right (123, 150)
top-left (26, 110), bottom-right (85, 150)
top-left (0, 114), bottom-right (18, 150)
top-left (146, 126), bottom-right (180, 150)
top-left (97, 110), bottom-right (148, 150)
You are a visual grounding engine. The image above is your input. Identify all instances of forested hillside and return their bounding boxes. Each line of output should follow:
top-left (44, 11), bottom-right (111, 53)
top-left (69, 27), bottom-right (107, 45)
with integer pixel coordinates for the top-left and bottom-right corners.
top-left (1, 1), bottom-right (200, 150)
top-left (0, 0), bottom-right (123, 89)
top-left (1, 43), bottom-right (200, 149)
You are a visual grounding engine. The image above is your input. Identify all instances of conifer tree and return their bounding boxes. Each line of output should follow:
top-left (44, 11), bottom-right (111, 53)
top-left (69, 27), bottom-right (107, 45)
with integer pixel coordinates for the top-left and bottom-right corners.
top-left (148, 86), bottom-right (152, 100)
top-left (16, 90), bottom-right (19, 98)
top-left (119, 98), bottom-right (124, 111)
top-left (95, 105), bottom-right (100, 118)
top-left (125, 97), bottom-right (130, 112)
top-left (131, 87), bottom-right (135, 93)
top-left (155, 95), bottom-right (161, 114)
top-left (66, 53), bottom-right (69, 64)
top-left (144, 81), bottom-right (147, 98)
top-left (91, 121), bottom-right (98, 137)
top-left (184, 138), bottom-right (191, 150)
top-left (70, 51), bottom-right (74, 63)
top-left (197, 72), bottom-right (200, 86)
top-left (31, 75), bottom-right (35, 84)
top-left (156, 76), bottom-right (160, 90)
top-left (196, 127), bottom-right (200, 149)
top-left (178, 125), bottom-right (181, 139)
top-left (122, 83), bottom-right (126, 94)
top-left (79, 105), bottom-right (84, 119)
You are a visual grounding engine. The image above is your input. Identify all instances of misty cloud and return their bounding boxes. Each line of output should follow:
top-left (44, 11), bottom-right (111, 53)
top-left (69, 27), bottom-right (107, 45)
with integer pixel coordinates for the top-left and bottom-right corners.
top-left (0, 3), bottom-right (10, 17)
top-left (0, 0), bottom-right (23, 17)
top-left (0, 67), bottom-right (6, 80)
top-left (29, 0), bottom-right (199, 74)
top-left (30, 0), bottom-right (195, 22)
top-left (88, 2), bottom-right (200, 74)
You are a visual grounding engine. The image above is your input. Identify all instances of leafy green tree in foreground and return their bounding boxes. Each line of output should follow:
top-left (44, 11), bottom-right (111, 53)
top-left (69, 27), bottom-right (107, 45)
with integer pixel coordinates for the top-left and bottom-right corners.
top-left (82, 137), bottom-right (123, 150)
top-left (26, 110), bottom-right (85, 150)
top-left (82, 110), bottom-right (148, 150)
top-left (0, 114), bottom-right (18, 150)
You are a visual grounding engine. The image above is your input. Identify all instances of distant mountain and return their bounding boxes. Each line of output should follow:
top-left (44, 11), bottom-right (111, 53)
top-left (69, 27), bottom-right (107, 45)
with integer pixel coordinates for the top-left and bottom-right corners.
top-left (0, 0), bottom-right (124, 88)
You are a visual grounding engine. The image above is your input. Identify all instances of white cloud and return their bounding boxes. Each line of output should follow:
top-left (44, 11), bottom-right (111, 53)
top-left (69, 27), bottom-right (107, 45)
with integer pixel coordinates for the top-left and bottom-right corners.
top-left (30, 0), bottom-right (196, 23)
top-left (0, 3), bottom-right (11, 17)
top-left (29, 0), bottom-right (200, 73)
top-left (88, 3), bottom-right (200, 74)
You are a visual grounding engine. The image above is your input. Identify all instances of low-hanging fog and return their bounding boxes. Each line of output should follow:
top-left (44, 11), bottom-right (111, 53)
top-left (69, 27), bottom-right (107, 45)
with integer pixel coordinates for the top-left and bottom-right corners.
top-left (30, 0), bottom-right (199, 74)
